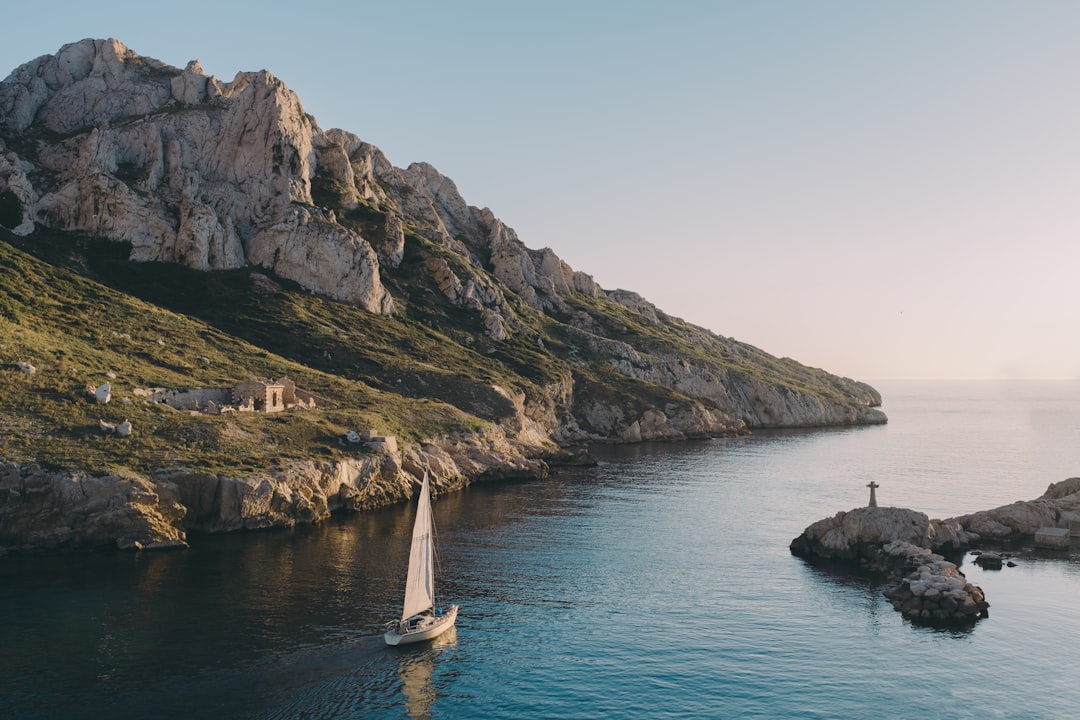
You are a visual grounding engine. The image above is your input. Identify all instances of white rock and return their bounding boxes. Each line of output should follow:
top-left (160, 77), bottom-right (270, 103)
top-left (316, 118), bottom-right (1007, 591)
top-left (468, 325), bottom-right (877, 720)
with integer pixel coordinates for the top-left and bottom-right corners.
top-left (95, 383), bottom-right (111, 404)
top-left (116, 419), bottom-right (132, 437)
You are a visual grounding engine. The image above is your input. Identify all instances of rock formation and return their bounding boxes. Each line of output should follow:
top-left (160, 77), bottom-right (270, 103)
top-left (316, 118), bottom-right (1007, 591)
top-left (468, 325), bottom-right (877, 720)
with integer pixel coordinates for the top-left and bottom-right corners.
top-left (790, 478), bottom-right (1080, 626)
top-left (951, 477), bottom-right (1080, 538)
top-left (94, 382), bottom-right (111, 404)
top-left (0, 426), bottom-right (545, 553)
top-left (0, 462), bottom-right (188, 551)
top-left (0, 39), bottom-right (391, 311)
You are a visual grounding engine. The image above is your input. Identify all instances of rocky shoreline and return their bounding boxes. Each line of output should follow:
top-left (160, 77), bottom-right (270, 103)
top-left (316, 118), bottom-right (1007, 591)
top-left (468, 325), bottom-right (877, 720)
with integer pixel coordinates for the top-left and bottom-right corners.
top-left (0, 433), bottom-right (552, 554)
top-left (790, 477), bottom-right (1080, 626)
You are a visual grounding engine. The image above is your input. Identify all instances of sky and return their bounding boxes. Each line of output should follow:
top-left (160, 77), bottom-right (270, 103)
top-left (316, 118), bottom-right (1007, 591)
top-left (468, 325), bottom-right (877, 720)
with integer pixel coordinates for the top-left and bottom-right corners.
top-left (3, 1), bottom-right (1080, 380)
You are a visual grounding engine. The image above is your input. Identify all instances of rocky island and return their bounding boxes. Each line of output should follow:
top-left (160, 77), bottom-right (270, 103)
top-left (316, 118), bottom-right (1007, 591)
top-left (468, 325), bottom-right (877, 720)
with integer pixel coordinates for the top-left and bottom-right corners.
top-left (1, 39), bottom-right (885, 553)
top-left (790, 477), bottom-right (1080, 625)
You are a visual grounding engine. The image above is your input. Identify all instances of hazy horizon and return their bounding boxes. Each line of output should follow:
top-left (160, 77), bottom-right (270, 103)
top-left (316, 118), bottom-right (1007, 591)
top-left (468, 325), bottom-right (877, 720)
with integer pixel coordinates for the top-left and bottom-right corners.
top-left (4, 1), bottom-right (1079, 381)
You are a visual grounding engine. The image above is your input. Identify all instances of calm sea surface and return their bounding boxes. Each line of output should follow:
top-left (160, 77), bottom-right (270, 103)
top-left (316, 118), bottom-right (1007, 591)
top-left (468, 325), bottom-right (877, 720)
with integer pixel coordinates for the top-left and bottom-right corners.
top-left (2, 380), bottom-right (1079, 719)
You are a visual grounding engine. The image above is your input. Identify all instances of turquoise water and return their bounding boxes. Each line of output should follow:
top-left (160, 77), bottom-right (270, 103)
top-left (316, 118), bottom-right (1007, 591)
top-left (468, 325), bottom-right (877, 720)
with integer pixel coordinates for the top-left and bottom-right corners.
top-left (2, 380), bottom-right (1079, 718)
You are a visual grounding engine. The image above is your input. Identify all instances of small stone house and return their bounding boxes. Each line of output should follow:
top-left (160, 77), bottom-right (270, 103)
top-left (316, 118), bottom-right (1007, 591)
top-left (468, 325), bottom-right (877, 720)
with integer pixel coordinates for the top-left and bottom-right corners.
top-left (135, 377), bottom-right (321, 414)
top-left (232, 378), bottom-right (287, 413)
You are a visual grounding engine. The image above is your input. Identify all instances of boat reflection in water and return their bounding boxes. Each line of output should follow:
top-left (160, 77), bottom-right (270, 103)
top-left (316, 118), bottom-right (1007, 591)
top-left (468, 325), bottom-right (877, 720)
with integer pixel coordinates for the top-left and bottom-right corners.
top-left (399, 626), bottom-right (457, 719)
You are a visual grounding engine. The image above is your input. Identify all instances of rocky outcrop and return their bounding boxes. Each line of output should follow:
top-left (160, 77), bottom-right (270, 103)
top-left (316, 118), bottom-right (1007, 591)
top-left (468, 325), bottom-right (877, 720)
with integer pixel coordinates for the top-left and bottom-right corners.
top-left (0, 462), bottom-right (188, 551)
top-left (951, 477), bottom-right (1080, 539)
top-left (0, 39), bottom-right (392, 311)
top-left (790, 478), bottom-right (1080, 626)
top-left (163, 455), bottom-right (406, 533)
top-left (790, 507), bottom-right (986, 626)
top-left (793, 479), bottom-right (1080, 559)
top-left (789, 506), bottom-right (977, 564)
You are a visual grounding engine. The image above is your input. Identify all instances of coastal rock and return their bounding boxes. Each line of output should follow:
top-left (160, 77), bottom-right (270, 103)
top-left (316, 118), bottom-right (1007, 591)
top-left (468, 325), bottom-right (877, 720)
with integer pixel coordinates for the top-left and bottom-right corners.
top-left (0, 425), bottom-right (551, 552)
top-left (0, 461), bottom-right (187, 550)
top-left (792, 479), bottom-right (1080, 627)
top-left (789, 506), bottom-right (977, 564)
top-left (790, 509), bottom-right (987, 626)
top-left (973, 551), bottom-right (1003, 569)
top-left (949, 477), bottom-right (1080, 540)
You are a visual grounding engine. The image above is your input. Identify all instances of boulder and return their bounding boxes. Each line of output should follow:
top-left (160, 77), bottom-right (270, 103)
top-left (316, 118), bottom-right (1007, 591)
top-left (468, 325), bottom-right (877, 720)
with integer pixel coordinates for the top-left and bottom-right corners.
top-left (94, 382), bottom-right (111, 404)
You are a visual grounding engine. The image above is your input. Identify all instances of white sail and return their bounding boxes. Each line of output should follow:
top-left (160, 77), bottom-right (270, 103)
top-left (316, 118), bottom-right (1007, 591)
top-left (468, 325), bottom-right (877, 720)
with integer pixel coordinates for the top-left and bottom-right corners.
top-left (401, 473), bottom-right (436, 621)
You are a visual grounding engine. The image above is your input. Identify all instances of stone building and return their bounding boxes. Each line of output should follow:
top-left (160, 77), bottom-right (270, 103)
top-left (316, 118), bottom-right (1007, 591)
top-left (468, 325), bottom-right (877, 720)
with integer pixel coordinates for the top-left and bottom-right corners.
top-left (232, 378), bottom-right (286, 413)
top-left (135, 377), bottom-right (320, 414)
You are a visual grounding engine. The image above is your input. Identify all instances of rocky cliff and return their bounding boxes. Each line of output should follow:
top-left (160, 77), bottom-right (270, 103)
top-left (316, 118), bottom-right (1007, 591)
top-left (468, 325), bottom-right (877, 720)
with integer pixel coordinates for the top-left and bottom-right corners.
top-left (1, 40), bottom-right (887, 551)
top-left (0, 432), bottom-right (544, 552)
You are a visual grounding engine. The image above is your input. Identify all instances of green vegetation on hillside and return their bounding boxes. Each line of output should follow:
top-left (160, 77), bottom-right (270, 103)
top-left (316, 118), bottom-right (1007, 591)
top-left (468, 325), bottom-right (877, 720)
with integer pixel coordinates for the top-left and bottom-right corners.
top-left (0, 233), bottom-right (485, 476)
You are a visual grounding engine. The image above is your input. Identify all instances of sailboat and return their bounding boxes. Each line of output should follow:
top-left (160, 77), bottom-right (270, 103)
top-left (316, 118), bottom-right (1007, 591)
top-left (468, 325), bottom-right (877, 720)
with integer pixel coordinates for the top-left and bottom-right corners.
top-left (384, 472), bottom-right (458, 646)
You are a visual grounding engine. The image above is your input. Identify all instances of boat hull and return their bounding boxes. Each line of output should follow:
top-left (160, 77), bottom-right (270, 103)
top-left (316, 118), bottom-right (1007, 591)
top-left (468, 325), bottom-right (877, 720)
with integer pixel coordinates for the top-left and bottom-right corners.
top-left (384, 605), bottom-right (458, 646)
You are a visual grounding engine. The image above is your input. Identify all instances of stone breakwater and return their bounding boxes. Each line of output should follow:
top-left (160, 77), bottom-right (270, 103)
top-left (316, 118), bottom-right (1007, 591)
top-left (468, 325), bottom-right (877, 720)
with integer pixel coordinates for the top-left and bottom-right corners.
top-left (790, 477), bottom-right (1080, 626)
top-left (879, 542), bottom-right (989, 624)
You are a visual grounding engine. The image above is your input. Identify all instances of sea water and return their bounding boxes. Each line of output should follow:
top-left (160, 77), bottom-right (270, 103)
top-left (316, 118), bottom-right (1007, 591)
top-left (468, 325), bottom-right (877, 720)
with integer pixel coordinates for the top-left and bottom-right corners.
top-left (1, 380), bottom-right (1079, 719)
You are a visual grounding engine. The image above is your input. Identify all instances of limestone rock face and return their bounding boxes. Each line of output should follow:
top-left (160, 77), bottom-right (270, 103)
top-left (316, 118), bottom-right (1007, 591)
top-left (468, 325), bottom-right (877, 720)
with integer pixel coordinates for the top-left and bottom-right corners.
top-left (0, 462), bottom-right (187, 551)
top-left (0, 429), bottom-right (554, 552)
top-left (166, 455), bottom-right (404, 532)
top-left (246, 208), bottom-right (394, 312)
top-left (0, 38), bottom-right (391, 311)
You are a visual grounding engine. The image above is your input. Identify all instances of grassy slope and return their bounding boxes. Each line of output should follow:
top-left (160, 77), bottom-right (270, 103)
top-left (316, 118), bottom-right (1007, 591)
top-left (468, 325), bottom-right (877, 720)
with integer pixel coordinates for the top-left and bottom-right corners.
top-left (0, 232), bottom-right (484, 476)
